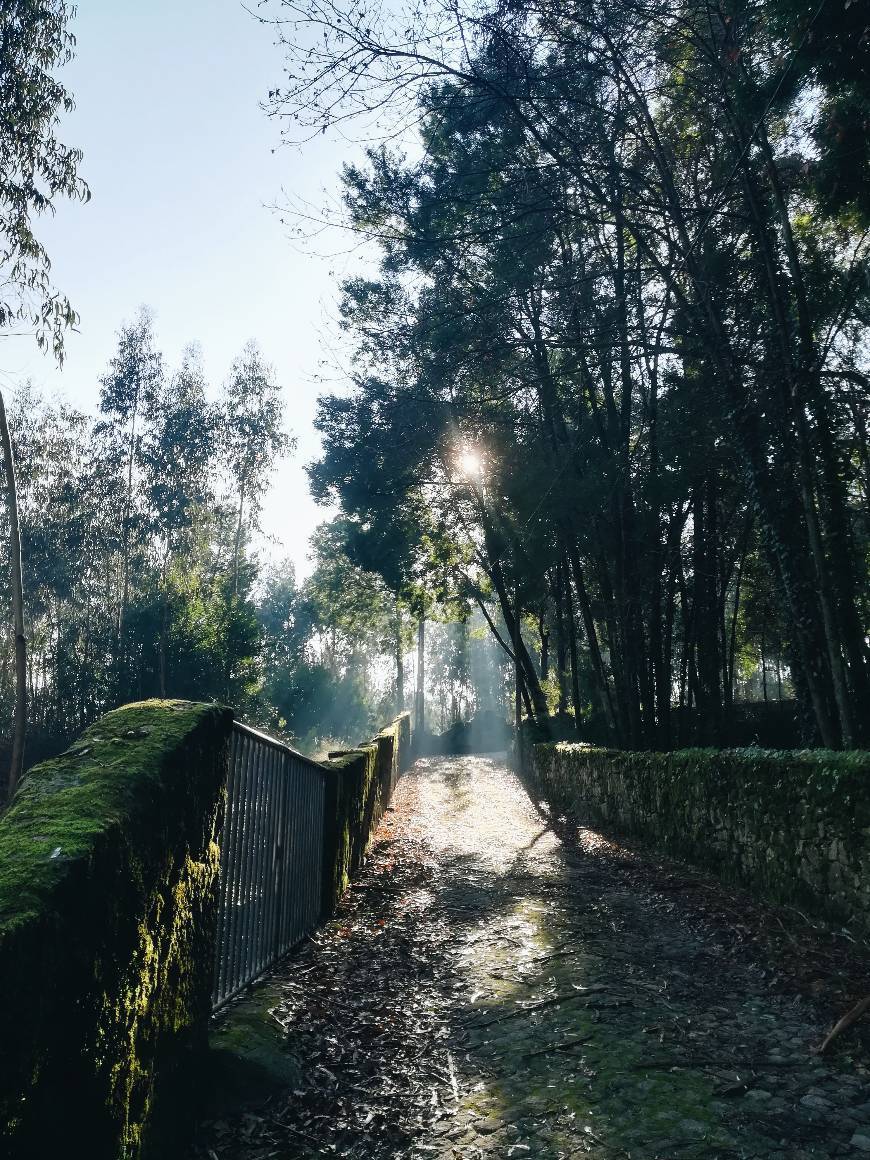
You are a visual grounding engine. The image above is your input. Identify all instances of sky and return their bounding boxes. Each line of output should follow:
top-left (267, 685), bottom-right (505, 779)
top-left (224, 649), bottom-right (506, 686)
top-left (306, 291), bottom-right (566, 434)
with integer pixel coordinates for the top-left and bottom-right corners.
top-left (7, 0), bottom-right (361, 578)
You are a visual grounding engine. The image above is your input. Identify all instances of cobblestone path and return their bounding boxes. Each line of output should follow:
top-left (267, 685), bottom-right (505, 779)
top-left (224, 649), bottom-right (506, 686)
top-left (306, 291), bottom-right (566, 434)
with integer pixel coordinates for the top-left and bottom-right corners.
top-left (198, 756), bottom-right (870, 1160)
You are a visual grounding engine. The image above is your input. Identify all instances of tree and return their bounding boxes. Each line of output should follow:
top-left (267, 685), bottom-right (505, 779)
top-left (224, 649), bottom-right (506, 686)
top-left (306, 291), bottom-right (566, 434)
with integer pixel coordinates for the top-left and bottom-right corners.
top-left (0, 0), bottom-right (88, 355)
top-left (0, 0), bottom-right (87, 797)
top-left (96, 310), bottom-right (164, 695)
top-left (0, 389), bottom-right (25, 797)
top-left (221, 342), bottom-right (293, 594)
top-left (140, 346), bottom-right (216, 695)
top-left (272, 0), bottom-right (870, 748)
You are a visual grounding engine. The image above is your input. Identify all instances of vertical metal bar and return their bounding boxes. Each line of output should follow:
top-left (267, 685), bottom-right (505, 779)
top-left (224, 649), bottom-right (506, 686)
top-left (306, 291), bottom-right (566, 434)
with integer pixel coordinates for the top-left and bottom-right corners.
top-left (292, 757), bottom-right (307, 943)
top-left (253, 740), bottom-right (274, 976)
top-left (233, 737), bottom-right (257, 992)
top-left (212, 728), bottom-right (231, 1006)
top-left (307, 771), bottom-right (322, 929)
top-left (243, 738), bottom-right (266, 985)
top-left (299, 765), bottom-right (310, 937)
top-left (313, 770), bottom-right (325, 928)
top-left (298, 760), bottom-right (311, 938)
top-left (271, 749), bottom-right (288, 960)
top-left (225, 733), bottom-right (251, 997)
top-left (281, 756), bottom-right (297, 954)
top-left (251, 742), bottom-right (268, 978)
top-left (261, 745), bottom-right (280, 972)
top-left (306, 767), bottom-right (319, 930)
top-left (213, 728), bottom-right (240, 1005)
top-left (221, 729), bottom-right (244, 1003)
top-left (282, 755), bottom-right (297, 955)
top-left (306, 765), bottom-right (320, 928)
top-left (286, 755), bottom-right (302, 950)
top-left (258, 745), bottom-right (273, 975)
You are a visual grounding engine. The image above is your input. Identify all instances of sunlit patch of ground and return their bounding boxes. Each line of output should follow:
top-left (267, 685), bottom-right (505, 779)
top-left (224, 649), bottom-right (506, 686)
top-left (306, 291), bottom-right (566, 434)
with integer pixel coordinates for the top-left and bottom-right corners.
top-left (194, 755), bottom-right (870, 1160)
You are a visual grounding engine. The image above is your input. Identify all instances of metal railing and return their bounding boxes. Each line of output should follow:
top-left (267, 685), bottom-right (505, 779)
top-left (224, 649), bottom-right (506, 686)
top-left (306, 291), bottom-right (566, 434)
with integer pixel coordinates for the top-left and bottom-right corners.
top-left (212, 721), bottom-right (327, 1009)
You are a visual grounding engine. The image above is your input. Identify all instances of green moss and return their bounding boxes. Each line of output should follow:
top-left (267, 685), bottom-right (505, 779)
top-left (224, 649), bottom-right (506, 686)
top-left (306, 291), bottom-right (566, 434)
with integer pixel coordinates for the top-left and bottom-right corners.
top-left (530, 743), bottom-right (870, 935)
top-left (320, 713), bottom-right (410, 917)
top-left (204, 981), bottom-right (302, 1115)
top-left (0, 701), bottom-right (222, 928)
top-left (0, 699), bottom-right (232, 1160)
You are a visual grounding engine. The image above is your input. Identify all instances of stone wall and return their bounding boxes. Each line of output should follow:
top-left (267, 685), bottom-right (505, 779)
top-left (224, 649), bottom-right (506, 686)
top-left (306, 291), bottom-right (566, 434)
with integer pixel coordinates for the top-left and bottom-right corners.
top-left (528, 743), bottom-right (870, 936)
top-left (0, 703), bottom-right (412, 1156)
top-left (321, 712), bottom-right (411, 916)
top-left (0, 700), bottom-right (232, 1160)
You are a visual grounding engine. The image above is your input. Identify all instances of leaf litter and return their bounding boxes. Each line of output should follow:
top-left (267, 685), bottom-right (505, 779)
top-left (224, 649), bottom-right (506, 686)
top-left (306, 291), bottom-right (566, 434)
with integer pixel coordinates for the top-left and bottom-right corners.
top-left (193, 755), bottom-right (870, 1160)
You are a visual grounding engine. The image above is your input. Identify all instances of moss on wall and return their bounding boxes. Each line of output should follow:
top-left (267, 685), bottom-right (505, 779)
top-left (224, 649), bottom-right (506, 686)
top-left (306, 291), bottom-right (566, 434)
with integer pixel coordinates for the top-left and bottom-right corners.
top-left (528, 743), bottom-right (870, 936)
top-left (320, 712), bottom-right (410, 916)
top-left (0, 699), bottom-right (232, 1160)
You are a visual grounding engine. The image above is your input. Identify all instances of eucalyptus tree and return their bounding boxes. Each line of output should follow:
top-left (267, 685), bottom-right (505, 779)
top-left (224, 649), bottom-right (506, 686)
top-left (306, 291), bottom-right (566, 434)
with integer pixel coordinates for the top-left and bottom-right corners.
top-left (0, 0), bottom-right (87, 795)
top-left (140, 346), bottom-right (216, 694)
top-left (96, 310), bottom-right (164, 689)
top-left (221, 342), bottom-right (293, 594)
top-left (0, 0), bottom-right (88, 355)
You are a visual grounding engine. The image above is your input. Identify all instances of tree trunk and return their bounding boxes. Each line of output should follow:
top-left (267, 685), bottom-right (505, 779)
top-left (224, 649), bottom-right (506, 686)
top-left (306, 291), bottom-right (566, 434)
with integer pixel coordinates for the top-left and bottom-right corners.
top-left (395, 606), bottom-right (405, 713)
top-left (116, 377), bottom-right (141, 692)
top-left (538, 610), bottom-right (549, 684)
top-left (566, 544), bottom-right (616, 730)
top-left (158, 548), bottom-right (170, 699)
top-left (233, 481), bottom-right (246, 597)
top-left (487, 557), bottom-right (549, 719)
top-left (554, 563), bottom-right (568, 715)
top-left (562, 561), bottom-right (584, 734)
top-left (513, 584), bottom-right (523, 762)
top-left (415, 615), bottom-right (425, 739)
top-left (0, 389), bottom-right (26, 801)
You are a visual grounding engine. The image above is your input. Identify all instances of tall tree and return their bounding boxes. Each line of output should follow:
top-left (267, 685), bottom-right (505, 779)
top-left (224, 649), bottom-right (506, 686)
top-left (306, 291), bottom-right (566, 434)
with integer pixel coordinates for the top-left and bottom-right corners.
top-left (0, 0), bottom-right (88, 355)
top-left (273, 0), bottom-right (870, 748)
top-left (221, 342), bottom-right (292, 594)
top-left (0, 0), bottom-right (87, 797)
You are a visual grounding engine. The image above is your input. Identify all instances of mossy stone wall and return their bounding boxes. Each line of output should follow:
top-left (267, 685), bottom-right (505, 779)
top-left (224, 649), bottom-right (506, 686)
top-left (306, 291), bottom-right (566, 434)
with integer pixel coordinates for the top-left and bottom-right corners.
top-left (0, 699), bottom-right (232, 1160)
top-left (321, 712), bottom-right (411, 916)
top-left (529, 743), bottom-right (870, 936)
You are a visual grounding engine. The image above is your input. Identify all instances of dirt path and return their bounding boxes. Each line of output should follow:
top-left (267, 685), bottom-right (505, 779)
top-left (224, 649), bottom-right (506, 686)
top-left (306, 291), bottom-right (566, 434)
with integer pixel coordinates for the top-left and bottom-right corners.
top-left (196, 755), bottom-right (870, 1159)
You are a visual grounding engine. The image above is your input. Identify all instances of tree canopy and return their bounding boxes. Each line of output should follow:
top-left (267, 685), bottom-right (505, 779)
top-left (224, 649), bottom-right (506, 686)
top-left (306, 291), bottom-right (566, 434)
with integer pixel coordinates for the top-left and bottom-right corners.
top-left (270, 0), bottom-right (870, 749)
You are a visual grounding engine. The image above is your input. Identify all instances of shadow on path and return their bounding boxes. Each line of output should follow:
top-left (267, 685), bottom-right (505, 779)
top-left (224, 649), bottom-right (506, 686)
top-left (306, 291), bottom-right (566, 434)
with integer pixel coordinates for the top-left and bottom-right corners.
top-left (193, 755), bottom-right (870, 1160)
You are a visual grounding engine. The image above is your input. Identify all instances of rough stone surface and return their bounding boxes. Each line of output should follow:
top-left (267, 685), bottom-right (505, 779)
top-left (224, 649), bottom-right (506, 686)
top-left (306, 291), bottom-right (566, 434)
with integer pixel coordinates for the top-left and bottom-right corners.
top-left (195, 754), bottom-right (870, 1159)
top-left (529, 743), bottom-right (870, 936)
top-left (321, 712), bottom-right (411, 916)
top-left (0, 699), bottom-right (232, 1160)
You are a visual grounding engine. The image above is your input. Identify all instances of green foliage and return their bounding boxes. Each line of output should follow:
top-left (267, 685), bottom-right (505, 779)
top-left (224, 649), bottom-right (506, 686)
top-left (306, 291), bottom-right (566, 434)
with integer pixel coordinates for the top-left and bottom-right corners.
top-left (257, 527), bottom-right (411, 750)
top-left (0, 0), bottom-right (88, 356)
top-left (0, 315), bottom-right (294, 760)
top-left (279, 0), bottom-right (870, 749)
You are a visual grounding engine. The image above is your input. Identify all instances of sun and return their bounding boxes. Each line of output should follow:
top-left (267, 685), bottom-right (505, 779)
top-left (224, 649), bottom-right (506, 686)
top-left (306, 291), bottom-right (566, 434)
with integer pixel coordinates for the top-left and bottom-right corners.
top-left (458, 449), bottom-right (483, 478)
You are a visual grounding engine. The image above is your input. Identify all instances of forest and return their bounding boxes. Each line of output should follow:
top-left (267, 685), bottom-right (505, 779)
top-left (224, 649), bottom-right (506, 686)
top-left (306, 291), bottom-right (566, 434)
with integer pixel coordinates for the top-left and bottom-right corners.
top-left (3, 2), bottom-right (870, 1157)
top-left (0, 312), bottom-right (508, 768)
top-left (265, 0), bottom-right (870, 751)
top-left (0, 0), bottom-right (868, 787)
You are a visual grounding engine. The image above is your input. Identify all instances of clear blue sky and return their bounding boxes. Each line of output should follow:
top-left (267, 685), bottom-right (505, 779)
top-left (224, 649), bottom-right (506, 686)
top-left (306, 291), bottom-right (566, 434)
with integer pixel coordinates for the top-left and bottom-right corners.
top-left (8, 0), bottom-right (358, 577)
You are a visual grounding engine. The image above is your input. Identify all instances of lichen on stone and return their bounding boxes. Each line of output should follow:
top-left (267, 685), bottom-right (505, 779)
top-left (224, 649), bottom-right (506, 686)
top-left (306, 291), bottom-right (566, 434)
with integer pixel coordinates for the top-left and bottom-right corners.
top-left (0, 699), bottom-right (232, 1160)
top-left (528, 743), bottom-right (870, 937)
